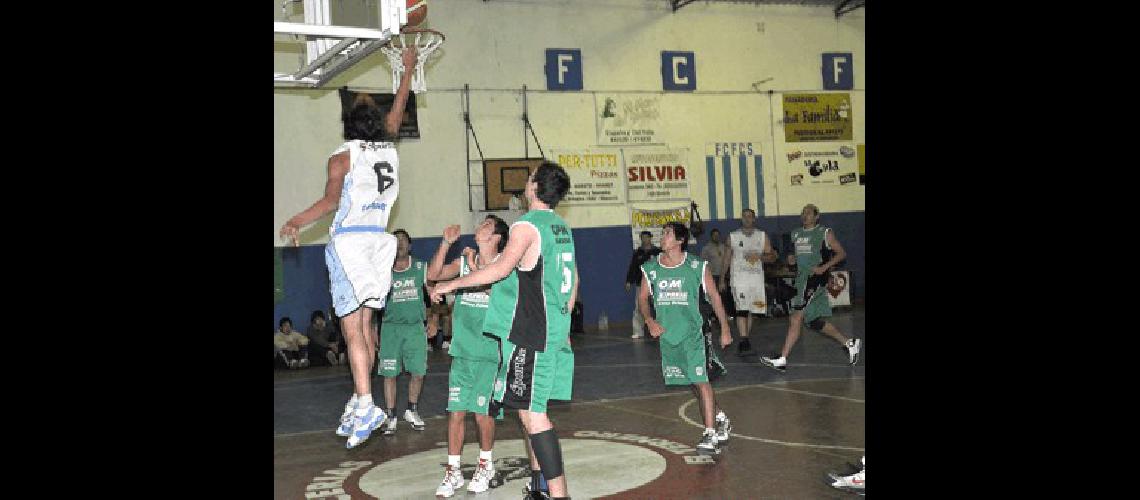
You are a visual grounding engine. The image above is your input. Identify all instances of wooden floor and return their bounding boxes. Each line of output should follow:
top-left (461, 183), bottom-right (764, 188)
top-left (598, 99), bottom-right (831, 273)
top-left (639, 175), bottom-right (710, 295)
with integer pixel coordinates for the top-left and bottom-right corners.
top-left (274, 307), bottom-right (865, 499)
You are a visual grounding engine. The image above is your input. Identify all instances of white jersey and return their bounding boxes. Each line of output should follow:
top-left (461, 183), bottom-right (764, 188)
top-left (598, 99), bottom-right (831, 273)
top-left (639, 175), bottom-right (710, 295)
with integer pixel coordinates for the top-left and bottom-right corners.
top-left (329, 139), bottom-right (400, 236)
top-left (729, 229), bottom-right (767, 282)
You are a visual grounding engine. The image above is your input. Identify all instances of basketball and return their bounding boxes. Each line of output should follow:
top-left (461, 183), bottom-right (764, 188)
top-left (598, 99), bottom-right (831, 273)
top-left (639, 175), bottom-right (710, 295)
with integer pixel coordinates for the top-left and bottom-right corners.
top-left (407, 0), bottom-right (427, 27)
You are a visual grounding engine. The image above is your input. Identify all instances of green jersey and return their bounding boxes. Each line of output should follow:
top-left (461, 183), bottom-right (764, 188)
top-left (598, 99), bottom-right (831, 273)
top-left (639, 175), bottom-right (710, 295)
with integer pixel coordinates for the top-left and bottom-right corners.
top-left (641, 252), bottom-right (709, 346)
top-left (791, 225), bottom-right (835, 278)
top-left (483, 209), bottom-right (576, 351)
top-left (383, 257), bottom-right (427, 325)
top-left (449, 253), bottom-right (505, 361)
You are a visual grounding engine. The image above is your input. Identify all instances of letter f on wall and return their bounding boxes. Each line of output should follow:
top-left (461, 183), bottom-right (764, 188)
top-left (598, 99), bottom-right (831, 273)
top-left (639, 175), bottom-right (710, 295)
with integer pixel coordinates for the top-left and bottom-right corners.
top-left (545, 49), bottom-right (583, 90)
top-left (822, 52), bottom-right (853, 90)
top-left (832, 56), bottom-right (846, 85)
top-left (558, 54), bottom-right (573, 84)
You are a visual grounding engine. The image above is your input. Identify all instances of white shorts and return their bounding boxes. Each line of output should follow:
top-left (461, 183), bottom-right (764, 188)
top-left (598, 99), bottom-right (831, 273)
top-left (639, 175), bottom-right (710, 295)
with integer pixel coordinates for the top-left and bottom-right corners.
top-left (731, 272), bottom-right (767, 314)
top-left (325, 232), bottom-right (398, 317)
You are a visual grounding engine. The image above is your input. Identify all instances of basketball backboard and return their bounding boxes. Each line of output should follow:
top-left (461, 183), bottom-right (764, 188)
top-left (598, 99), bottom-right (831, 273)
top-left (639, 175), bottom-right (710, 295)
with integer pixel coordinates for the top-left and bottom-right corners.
top-left (273, 0), bottom-right (408, 88)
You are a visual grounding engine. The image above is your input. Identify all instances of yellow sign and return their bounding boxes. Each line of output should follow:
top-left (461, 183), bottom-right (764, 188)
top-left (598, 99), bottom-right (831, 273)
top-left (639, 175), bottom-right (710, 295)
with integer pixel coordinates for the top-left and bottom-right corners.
top-left (782, 93), bottom-right (853, 142)
top-left (551, 149), bottom-right (626, 206)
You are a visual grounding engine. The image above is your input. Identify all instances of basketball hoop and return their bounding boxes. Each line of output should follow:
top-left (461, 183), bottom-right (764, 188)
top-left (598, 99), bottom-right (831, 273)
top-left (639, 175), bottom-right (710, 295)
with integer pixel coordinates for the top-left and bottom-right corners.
top-left (380, 27), bottom-right (445, 94)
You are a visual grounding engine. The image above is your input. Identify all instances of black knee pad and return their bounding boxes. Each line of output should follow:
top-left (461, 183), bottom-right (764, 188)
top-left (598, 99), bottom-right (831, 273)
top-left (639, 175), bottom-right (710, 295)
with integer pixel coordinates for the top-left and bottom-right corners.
top-left (808, 318), bottom-right (826, 332)
top-left (530, 429), bottom-right (565, 480)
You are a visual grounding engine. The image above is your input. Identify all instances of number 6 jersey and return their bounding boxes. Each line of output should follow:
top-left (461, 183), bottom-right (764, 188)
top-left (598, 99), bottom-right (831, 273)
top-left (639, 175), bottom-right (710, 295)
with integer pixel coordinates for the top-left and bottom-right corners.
top-left (329, 139), bottom-right (400, 236)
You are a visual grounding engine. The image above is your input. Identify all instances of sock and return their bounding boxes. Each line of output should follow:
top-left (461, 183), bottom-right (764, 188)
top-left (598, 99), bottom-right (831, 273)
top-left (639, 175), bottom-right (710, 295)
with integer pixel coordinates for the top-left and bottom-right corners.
top-left (447, 454), bottom-right (461, 468)
top-left (388, 407), bottom-right (396, 418)
top-left (706, 427), bottom-right (716, 435)
top-left (479, 449), bottom-right (493, 462)
top-left (347, 394), bottom-right (359, 410)
top-left (407, 402), bottom-right (418, 413)
top-left (357, 394), bottom-right (372, 408)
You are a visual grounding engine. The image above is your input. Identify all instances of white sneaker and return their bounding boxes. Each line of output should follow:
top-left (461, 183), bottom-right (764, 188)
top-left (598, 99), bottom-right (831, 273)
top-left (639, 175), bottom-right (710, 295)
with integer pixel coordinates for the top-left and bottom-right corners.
top-left (382, 416), bottom-right (398, 436)
top-left (287, 359), bottom-right (298, 369)
top-left (631, 333), bottom-right (644, 339)
top-left (435, 466), bottom-right (465, 497)
top-left (760, 355), bottom-right (787, 372)
top-left (339, 352), bottom-right (347, 364)
top-left (299, 358), bottom-right (310, 368)
top-left (829, 468), bottom-right (865, 493)
top-left (326, 351), bottom-right (338, 365)
top-left (335, 401), bottom-right (355, 436)
top-left (467, 459), bottom-right (495, 493)
top-left (441, 340), bottom-right (451, 349)
top-left (846, 338), bottom-right (862, 365)
top-left (404, 409), bottom-right (426, 431)
top-left (696, 429), bottom-right (720, 455)
top-left (345, 405), bottom-right (387, 449)
top-left (715, 412), bottom-right (732, 442)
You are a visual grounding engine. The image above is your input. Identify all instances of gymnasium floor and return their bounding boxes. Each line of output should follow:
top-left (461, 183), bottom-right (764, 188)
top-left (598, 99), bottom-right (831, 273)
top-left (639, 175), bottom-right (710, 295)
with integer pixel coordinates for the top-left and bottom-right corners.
top-left (274, 306), bottom-right (865, 499)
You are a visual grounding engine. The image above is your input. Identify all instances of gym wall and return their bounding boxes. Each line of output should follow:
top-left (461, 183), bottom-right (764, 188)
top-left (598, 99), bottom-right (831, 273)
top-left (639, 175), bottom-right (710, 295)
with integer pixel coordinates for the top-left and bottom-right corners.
top-left (274, 0), bottom-right (865, 328)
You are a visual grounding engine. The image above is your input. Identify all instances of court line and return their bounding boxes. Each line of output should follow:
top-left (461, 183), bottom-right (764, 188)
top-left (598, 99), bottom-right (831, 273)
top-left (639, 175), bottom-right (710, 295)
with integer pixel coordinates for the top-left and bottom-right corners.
top-left (677, 379), bottom-right (865, 452)
top-left (275, 376), bottom-right (863, 439)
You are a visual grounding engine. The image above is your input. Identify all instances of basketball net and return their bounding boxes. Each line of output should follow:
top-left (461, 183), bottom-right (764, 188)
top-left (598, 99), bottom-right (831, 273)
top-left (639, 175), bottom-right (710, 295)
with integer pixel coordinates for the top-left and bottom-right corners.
top-left (380, 28), bottom-right (445, 94)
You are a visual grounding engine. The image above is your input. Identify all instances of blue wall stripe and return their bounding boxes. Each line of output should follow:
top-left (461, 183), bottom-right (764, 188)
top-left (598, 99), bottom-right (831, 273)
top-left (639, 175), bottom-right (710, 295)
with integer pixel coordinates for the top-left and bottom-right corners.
top-left (754, 155), bottom-right (764, 217)
top-left (706, 156), bottom-right (718, 220)
top-left (275, 216), bottom-right (866, 333)
top-left (721, 155), bottom-right (733, 219)
top-left (738, 154), bottom-right (750, 214)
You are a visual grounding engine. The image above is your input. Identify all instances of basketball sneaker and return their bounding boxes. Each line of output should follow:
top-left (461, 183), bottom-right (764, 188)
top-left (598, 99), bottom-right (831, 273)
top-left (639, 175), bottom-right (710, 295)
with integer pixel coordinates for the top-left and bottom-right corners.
top-left (696, 429), bottom-right (721, 455)
top-left (335, 401), bottom-right (355, 437)
top-left (846, 338), bottom-right (862, 365)
top-left (345, 405), bottom-right (386, 449)
top-left (467, 459), bottom-right (495, 493)
top-left (404, 409), bottom-right (426, 431)
top-left (760, 355), bottom-right (787, 372)
top-left (828, 468), bottom-right (865, 494)
top-left (434, 465), bottom-right (465, 497)
top-left (715, 411), bottom-right (732, 442)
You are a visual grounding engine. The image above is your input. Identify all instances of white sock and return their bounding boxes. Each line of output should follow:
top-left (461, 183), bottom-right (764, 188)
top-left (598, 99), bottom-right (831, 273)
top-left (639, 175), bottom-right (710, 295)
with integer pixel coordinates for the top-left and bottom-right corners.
top-left (706, 427), bottom-right (716, 435)
top-left (355, 395), bottom-right (374, 415)
top-left (479, 449), bottom-right (493, 462)
top-left (716, 410), bottom-right (727, 421)
top-left (347, 394), bottom-right (359, 410)
top-left (448, 455), bottom-right (461, 468)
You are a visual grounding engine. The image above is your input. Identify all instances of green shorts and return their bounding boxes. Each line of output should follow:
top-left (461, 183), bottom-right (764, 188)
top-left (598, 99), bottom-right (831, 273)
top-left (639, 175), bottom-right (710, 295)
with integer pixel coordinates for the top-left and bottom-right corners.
top-left (660, 329), bottom-right (712, 386)
top-left (447, 356), bottom-right (502, 418)
top-left (792, 273), bottom-right (832, 324)
top-left (492, 338), bottom-right (574, 414)
top-left (378, 323), bottom-right (427, 377)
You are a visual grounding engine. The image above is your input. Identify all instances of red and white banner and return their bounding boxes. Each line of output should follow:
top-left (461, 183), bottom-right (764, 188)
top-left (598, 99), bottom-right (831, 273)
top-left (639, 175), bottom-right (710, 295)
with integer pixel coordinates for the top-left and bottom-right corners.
top-left (625, 148), bottom-right (691, 203)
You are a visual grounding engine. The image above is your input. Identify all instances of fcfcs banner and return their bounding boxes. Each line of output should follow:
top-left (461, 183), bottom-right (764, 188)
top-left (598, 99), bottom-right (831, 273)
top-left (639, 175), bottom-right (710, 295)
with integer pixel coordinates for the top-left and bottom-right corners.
top-left (784, 143), bottom-right (859, 187)
top-left (596, 94), bottom-right (663, 145)
top-left (630, 204), bottom-right (692, 247)
top-left (782, 93), bottom-right (852, 143)
top-left (626, 148), bottom-right (691, 203)
top-left (704, 142), bottom-right (765, 221)
top-left (551, 149), bottom-right (627, 206)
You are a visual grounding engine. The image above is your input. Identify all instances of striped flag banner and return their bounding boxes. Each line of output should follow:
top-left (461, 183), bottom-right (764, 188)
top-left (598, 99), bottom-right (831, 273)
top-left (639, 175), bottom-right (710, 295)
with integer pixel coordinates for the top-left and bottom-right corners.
top-left (704, 142), bottom-right (764, 220)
